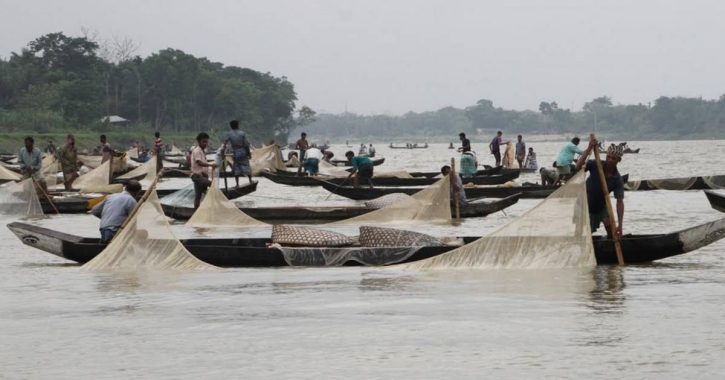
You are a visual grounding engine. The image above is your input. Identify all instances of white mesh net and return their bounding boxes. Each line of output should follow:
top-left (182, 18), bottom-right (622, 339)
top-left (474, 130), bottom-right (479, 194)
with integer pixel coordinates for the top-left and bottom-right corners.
top-left (168, 145), bottom-right (184, 156)
top-left (78, 155), bottom-right (128, 171)
top-left (72, 159), bottom-right (123, 194)
top-left (250, 144), bottom-right (286, 175)
top-left (82, 190), bottom-right (216, 270)
top-left (116, 156), bottom-right (159, 189)
top-left (646, 177), bottom-right (698, 191)
top-left (0, 163), bottom-right (21, 182)
top-left (0, 178), bottom-right (45, 216)
top-left (186, 178), bottom-right (267, 228)
top-left (279, 246), bottom-right (420, 266)
top-left (127, 148), bottom-right (139, 159)
top-left (502, 142), bottom-right (516, 168)
top-left (702, 176), bottom-right (725, 189)
top-left (404, 171), bottom-right (596, 270)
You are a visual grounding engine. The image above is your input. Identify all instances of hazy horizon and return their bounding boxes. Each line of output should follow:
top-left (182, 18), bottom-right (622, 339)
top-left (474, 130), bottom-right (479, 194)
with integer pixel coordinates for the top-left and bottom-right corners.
top-left (2, 0), bottom-right (724, 116)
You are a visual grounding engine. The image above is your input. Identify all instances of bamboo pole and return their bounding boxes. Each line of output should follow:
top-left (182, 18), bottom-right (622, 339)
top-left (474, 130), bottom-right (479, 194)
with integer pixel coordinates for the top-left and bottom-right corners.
top-left (32, 176), bottom-right (59, 214)
top-left (109, 168), bottom-right (165, 244)
top-left (108, 155), bottom-right (114, 184)
top-left (451, 157), bottom-right (460, 221)
top-left (590, 133), bottom-right (624, 265)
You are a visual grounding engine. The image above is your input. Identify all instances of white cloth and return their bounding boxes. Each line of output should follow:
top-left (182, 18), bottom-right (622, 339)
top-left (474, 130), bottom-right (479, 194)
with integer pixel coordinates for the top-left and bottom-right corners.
top-left (305, 148), bottom-right (323, 160)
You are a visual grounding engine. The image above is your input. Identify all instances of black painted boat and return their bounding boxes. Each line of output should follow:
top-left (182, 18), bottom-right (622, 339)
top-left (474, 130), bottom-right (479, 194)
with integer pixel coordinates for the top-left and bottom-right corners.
top-left (625, 176), bottom-right (721, 191)
top-left (483, 165), bottom-right (537, 174)
top-left (154, 181), bottom-right (258, 199)
top-left (261, 171), bottom-right (520, 187)
top-left (321, 182), bottom-right (560, 200)
top-left (705, 190), bottom-right (725, 213)
top-left (161, 193), bottom-right (521, 221)
top-left (408, 166), bottom-right (503, 178)
top-left (9, 216), bottom-right (725, 266)
top-left (389, 144), bottom-right (428, 149)
top-left (329, 157), bottom-right (385, 167)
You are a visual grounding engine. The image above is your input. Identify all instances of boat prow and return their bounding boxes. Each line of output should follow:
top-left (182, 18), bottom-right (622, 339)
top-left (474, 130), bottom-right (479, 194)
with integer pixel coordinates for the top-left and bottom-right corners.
top-left (705, 190), bottom-right (725, 213)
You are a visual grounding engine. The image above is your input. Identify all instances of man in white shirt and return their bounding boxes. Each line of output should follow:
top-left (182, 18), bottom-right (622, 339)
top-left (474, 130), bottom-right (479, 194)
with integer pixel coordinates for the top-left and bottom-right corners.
top-left (190, 132), bottom-right (218, 209)
top-left (303, 147), bottom-right (323, 176)
top-left (91, 180), bottom-right (142, 244)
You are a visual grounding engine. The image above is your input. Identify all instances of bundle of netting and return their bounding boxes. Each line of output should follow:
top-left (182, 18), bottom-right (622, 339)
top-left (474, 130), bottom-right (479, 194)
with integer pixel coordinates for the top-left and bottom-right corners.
top-left (116, 156), bottom-right (159, 189)
top-left (0, 179), bottom-right (45, 216)
top-left (82, 190), bottom-right (215, 270)
top-left (315, 160), bottom-right (413, 179)
top-left (331, 175), bottom-right (451, 225)
top-left (186, 177), bottom-right (268, 228)
top-left (168, 145), bottom-right (185, 156)
top-left (404, 171), bottom-right (596, 270)
top-left (78, 155), bottom-right (128, 172)
top-left (0, 163), bottom-right (22, 182)
top-left (127, 147), bottom-right (139, 159)
top-left (72, 159), bottom-right (123, 194)
top-left (247, 144), bottom-right (287, 175)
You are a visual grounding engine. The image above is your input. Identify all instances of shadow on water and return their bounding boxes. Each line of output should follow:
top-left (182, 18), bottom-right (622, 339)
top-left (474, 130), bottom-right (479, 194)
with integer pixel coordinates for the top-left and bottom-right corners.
top-left (571, 266), bottom-right (628, 348)
top-left (587, 266), bottom-right (626, 315)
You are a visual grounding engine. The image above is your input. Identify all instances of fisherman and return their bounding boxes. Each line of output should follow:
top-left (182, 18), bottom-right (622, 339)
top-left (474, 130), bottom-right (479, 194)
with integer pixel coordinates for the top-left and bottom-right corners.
top-left (459, 151), bottom-right (478, 178)
top-left (539, 166), bottom-right (559, 186)
top-left (56, 134), bottom-right (80, 191)
top-left (555, 137), bottom-right (584, 181)
top-left (576, 140), bottom-right (625, 238)
top-left (515, 135), bottom-right (526, 168)
top-left (221, 120), bottom-right (252, 187)
top-left (190, 133), bottom-right (218, 210)
top-left (100, 134), bottom-right (113, 164)
top-left (303, 146), bottom-right (323, 176)
top-left (488, 131), bottom-right (503, 166)
top-left (91, 180), bottom-right (142, 244)
top-left (359, 143), bottom-right (367, 155)
top-left (368, 144), bottom-right (376, 158)
top-left (295, 132), bottom-right (310, 175)
top-left (154, 131), bottom-right (164, 174)
top-left (525, 147), bottom-right (538, 170)
top-left (344, 151), bottom-right (374, 188)
top-left (448, 142), bottom-right (454, 149)
top-left (441, 165), bottom-right (467, 205)
top-left (44, 140), bottom-right (56, 154)
top-left (18, 137), bottom-right (47, 192)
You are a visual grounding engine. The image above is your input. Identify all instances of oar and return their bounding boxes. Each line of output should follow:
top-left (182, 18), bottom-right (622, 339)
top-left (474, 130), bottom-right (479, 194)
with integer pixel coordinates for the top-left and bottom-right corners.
top-left (324, 176), bottom-right (349, 201)
top-left (109, 168), bottom-right (166, 244)
top-left (451, 157), bottom-right (460, 221)
top-left (32, 176), bottom-right (59, 214)
top-left (590, 133), bottom-right (624, 265)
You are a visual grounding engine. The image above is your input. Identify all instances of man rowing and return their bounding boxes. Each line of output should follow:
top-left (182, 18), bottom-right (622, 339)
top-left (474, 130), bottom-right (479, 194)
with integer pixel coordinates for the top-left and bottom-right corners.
top-left (190, 133), bottom-right (218, 209)
top-left (441, 165), bottom-right (467, 205)
top-left (91, 180), bottom-right (142, 244)
top-left (18, 137), bottom-right (47, 192)
top-left (344, 151), bottom-right (374, 188)
top-left (576, 140), bottom-right (625, 238)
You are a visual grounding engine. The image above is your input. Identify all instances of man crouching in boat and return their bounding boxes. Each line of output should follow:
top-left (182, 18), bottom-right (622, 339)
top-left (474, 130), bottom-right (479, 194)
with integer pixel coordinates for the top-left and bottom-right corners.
top-left (91, 180), bottom-right (142, 244)
top-left (344, 151), bottom-right (374, 188)
top-left (575, 141), bottom-right (625, 239)
top-left (441, 165), bottom-right (467, 206)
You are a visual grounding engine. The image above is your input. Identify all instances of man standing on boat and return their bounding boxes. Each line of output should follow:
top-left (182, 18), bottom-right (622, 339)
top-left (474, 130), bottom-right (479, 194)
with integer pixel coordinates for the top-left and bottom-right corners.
top-left (302, 146), bottom-right (323, 176)
top-left (555, 137), bottom-right (584, 180)
top-left (488, 131), bottom-right (503, 166)
top-left (91, 180), bottom-right (142, 244)
top-left (57, 134), bottom-right (80, 191)
top-left (221, 120), bottom-right (252, 187)
top-left (458, 132), bottom-right (472, 153)
top-left (368, 144), bottom-right (376, 157)
top-left (576, 141), bottom-right (625, 239)
top-left (100, 134), bottom-right (113, 164)
top-left (18, 137), bottom-right (47, 193)
top-left (344, 151), bottom-right (374, 188)
top-left (515, 135), bottom-right (526, 168)
top-left (441, 165), bottom-right (467, 206)
top-left (190, 133), bottom-right (218, 210)
top-left (154, 132), bottom-right (164, 174)
top-left (295, 132), bottom-right (310, 176)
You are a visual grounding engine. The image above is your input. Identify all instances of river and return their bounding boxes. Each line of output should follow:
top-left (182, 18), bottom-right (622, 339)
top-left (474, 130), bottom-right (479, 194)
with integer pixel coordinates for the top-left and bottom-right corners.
top-left (1, 140), bottom-right (724, 379)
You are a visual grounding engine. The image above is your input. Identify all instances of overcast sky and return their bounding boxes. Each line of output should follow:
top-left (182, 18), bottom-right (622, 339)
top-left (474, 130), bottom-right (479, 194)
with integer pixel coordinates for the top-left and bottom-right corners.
top-left (2, 0), bottom-right (724, 115)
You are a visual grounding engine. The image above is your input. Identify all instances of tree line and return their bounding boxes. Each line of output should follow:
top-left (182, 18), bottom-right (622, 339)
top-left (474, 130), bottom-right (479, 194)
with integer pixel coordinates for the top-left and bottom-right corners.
top-left (0, 32), bottom-right (314, 143)
top-left (302, 95), bottom-right (725, 140)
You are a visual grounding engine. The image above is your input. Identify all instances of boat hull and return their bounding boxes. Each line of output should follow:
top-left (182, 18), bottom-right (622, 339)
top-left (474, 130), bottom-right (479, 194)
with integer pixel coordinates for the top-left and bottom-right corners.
top-left (261, 171), bottom-right (520, 187)
top-left (321, 182), bottom-right (558, 200)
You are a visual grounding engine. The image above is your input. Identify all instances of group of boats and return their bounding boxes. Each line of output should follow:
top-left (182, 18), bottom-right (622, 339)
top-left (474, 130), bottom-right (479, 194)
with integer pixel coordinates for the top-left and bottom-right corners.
top-left (6, 141), bottom-right (725, 269)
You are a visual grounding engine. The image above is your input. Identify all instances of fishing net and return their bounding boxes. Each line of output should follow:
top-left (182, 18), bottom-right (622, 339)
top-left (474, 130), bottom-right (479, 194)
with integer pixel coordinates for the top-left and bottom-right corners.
top-left (278, 246), bottom-right (420, 266)
top-left (168, 145), bottom-right (184, 156)
top-left (623, 180), bottom-right (641, 191)
top-left (127, 148), bottom-right (139, 159)
top-left (404, 171), bottom-right (595, 270)
top-left (116, 156), bottom-right (159, 188)
top-left (78, 155), bottom-right (128, 171)
top-left (186, 178), bottom-right (267, 228)
top-left (502, 142), bottom-right (516, 168)
top-left (40, 160), bottom-right (60, 189)
top-left (646, 177), bottom-right (698, 191)
top-left (72, 159), bottom-right (123, 194)
top-left (0, 179), bottom-right (44, 216)
top-left (250, 144), bottom-right (286, 175)
top-left (330, 175), bottom-right (451, 225)
top-left (0, 163), bottom-right (21, 182)
top-left (82, 190), bottom-right (215, 270)
top-left (315, 160), bottom-right (413, 179)
top-left (702, 176), bottom-right (725, 189)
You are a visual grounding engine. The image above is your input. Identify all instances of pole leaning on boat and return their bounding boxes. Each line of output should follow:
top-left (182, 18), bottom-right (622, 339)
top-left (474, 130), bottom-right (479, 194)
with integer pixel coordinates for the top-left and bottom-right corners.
top-left (590, 133), bottom-right (624, 265)
top-left (109, 168), bottom-right (166, 244)
top-left (451, 157), bottom-right (460, 221)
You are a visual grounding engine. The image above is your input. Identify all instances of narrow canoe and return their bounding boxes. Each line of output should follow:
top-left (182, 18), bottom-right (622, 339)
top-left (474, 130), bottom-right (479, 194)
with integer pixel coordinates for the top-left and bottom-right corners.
top-left (320, 182), bottom-right (559, 200)
top-left (329, 158), bottom-right (386, 167)
top-left (260, 171), bottom-right (520, 187)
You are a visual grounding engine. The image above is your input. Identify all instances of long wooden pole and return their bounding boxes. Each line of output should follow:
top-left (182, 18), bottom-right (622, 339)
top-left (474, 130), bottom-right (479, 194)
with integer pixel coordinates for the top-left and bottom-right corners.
top-left (451, 157), bottom-right (460, 221)
top-left (590, 133), bottom-right (624, 265)
top-left (109, 168), bottom-right (165, 244)
top-left (108, 155), bottom-right (114, 184)
top-left (32, 176), bottom-right (59, 214)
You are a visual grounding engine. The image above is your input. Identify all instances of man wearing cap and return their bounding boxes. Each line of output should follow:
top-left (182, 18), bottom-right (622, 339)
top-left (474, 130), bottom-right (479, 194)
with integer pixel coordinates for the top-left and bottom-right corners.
top-left (576, 141), bottom-right (625, 239)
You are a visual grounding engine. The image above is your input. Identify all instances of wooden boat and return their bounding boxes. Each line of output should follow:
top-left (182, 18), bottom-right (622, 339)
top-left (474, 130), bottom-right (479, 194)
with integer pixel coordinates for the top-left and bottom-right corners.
top-left (155, 181), bottom-right (258, 199)
top-left (599, 148), bottom-right (640, 154)
top-left (483, 165), bottom-right (537, 174)
top-left (10, 216), bottom-right (725, 266)
top-left (705, 190), bottom-right (725, 213)
top-left (625, 176), bottom-right (716, 191)
top-left (389, 144), bottom-right (429, 149)
top-left (161, 193), bottom-right (521, 221)
top-left (408, 166), bottom-right (502, 178)
top-left (321, 182), bottom-right (559, 200)
top-left (329, 157), bottom-right (385, 167)
top-left (261, 171), bottom-right (520, 187)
